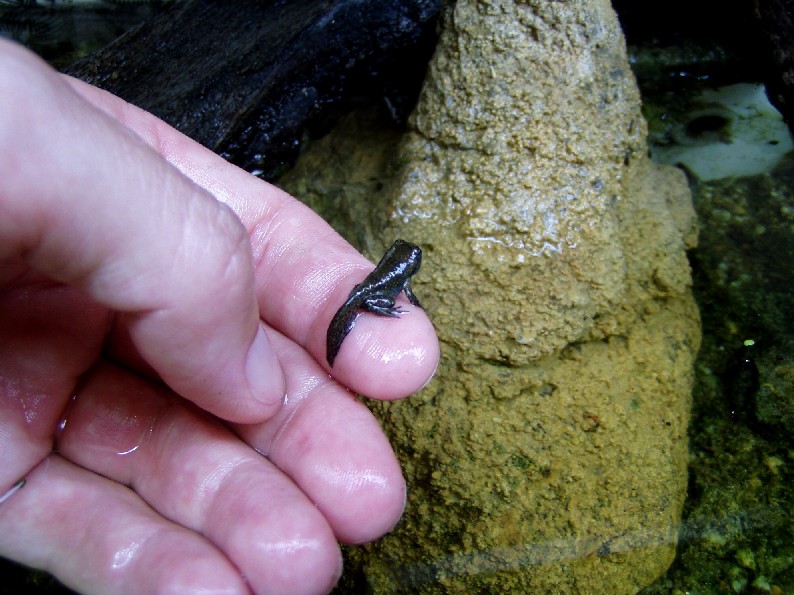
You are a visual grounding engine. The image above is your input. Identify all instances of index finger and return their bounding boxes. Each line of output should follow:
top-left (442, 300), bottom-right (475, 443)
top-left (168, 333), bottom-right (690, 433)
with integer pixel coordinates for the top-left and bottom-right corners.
top-left (66, 76), bottom-right (440, 399)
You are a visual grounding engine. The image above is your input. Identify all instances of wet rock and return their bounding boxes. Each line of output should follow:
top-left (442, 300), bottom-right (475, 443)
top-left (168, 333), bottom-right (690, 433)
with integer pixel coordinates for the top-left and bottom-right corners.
top-left (282, 0), bottom-right (700, 591)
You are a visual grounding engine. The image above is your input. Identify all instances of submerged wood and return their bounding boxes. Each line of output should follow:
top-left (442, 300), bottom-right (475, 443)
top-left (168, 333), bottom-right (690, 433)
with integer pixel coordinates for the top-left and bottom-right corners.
top-left (65, 0), bottom-right (440, 179)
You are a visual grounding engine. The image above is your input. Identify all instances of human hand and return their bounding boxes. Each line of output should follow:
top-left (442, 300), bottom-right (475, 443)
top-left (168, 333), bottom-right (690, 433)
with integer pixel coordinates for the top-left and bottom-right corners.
top-left (0, 39), bottom-right (439, 594)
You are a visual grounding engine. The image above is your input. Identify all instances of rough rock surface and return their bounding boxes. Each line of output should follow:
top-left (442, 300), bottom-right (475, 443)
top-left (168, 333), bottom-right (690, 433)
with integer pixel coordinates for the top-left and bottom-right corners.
top-left (281, 0), bottom-right (701, 591)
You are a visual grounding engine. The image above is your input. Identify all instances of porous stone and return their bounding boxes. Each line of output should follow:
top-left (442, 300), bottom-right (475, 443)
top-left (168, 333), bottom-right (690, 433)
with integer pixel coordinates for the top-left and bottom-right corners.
top-left (281, 0), bottom-right (700, 591)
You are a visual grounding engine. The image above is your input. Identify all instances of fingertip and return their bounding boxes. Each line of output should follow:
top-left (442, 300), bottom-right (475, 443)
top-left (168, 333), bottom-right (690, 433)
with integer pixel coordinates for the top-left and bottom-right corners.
top-left (250, 526), bottom-right (343, 595)
top-left (332, 449), bottom-right (407, 544)
top-left (215, 476), bottom-right (343, 595)
top-left (236, 330), bottom-right (409, 545)
top-left (260, 390), bottom-right (408, 545)
top-left (134, 533), bottom-right (249, 595)
top-left (129, 316), bottom-right (286, 425)
top-left (329, 308), bottom-right (439, 400)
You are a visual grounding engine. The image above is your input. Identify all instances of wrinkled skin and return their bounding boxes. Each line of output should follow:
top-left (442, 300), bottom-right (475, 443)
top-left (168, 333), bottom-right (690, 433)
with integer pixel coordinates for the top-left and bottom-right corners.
top-left (0, 39), bottom-right (439, 595)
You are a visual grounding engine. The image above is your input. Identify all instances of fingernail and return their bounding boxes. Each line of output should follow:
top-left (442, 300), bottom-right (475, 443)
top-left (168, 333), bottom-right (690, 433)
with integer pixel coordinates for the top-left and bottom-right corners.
top-left (245, 324), bottom-right (286, 411)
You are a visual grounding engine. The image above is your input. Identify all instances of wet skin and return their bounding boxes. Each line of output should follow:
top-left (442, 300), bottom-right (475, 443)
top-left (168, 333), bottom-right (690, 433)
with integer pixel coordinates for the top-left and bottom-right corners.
top-left (326, 240), bottom-right (423, 367)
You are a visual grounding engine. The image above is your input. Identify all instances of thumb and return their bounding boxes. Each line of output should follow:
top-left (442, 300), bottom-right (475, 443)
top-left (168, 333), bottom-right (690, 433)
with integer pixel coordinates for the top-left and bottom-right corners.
top-left (0, 41), bottom-right (284, 422)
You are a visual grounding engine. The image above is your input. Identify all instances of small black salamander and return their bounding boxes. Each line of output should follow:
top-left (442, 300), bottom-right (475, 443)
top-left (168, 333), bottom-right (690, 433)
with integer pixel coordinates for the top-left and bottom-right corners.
top-left (326, 240), bottom-right (423, 367)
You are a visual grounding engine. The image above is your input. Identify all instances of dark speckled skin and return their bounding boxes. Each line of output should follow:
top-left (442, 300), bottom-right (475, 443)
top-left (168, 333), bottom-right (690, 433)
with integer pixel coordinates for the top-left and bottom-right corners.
top-left (326, 240), bottom-right (422, 367)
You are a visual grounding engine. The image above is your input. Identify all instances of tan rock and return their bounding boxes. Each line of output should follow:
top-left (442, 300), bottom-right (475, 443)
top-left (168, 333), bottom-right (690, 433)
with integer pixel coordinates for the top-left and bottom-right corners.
top-left (281, 0), bottom-right (700, 591)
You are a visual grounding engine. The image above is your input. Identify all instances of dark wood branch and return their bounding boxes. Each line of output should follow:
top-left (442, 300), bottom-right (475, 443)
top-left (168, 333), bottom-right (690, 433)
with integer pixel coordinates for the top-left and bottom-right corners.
top-left (65, 0), bottom-right (440, 179)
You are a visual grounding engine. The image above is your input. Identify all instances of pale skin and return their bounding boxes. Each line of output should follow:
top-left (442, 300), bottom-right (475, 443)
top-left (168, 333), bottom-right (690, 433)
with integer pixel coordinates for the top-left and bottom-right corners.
top-left (0, 39), bottom-right (439, 594)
